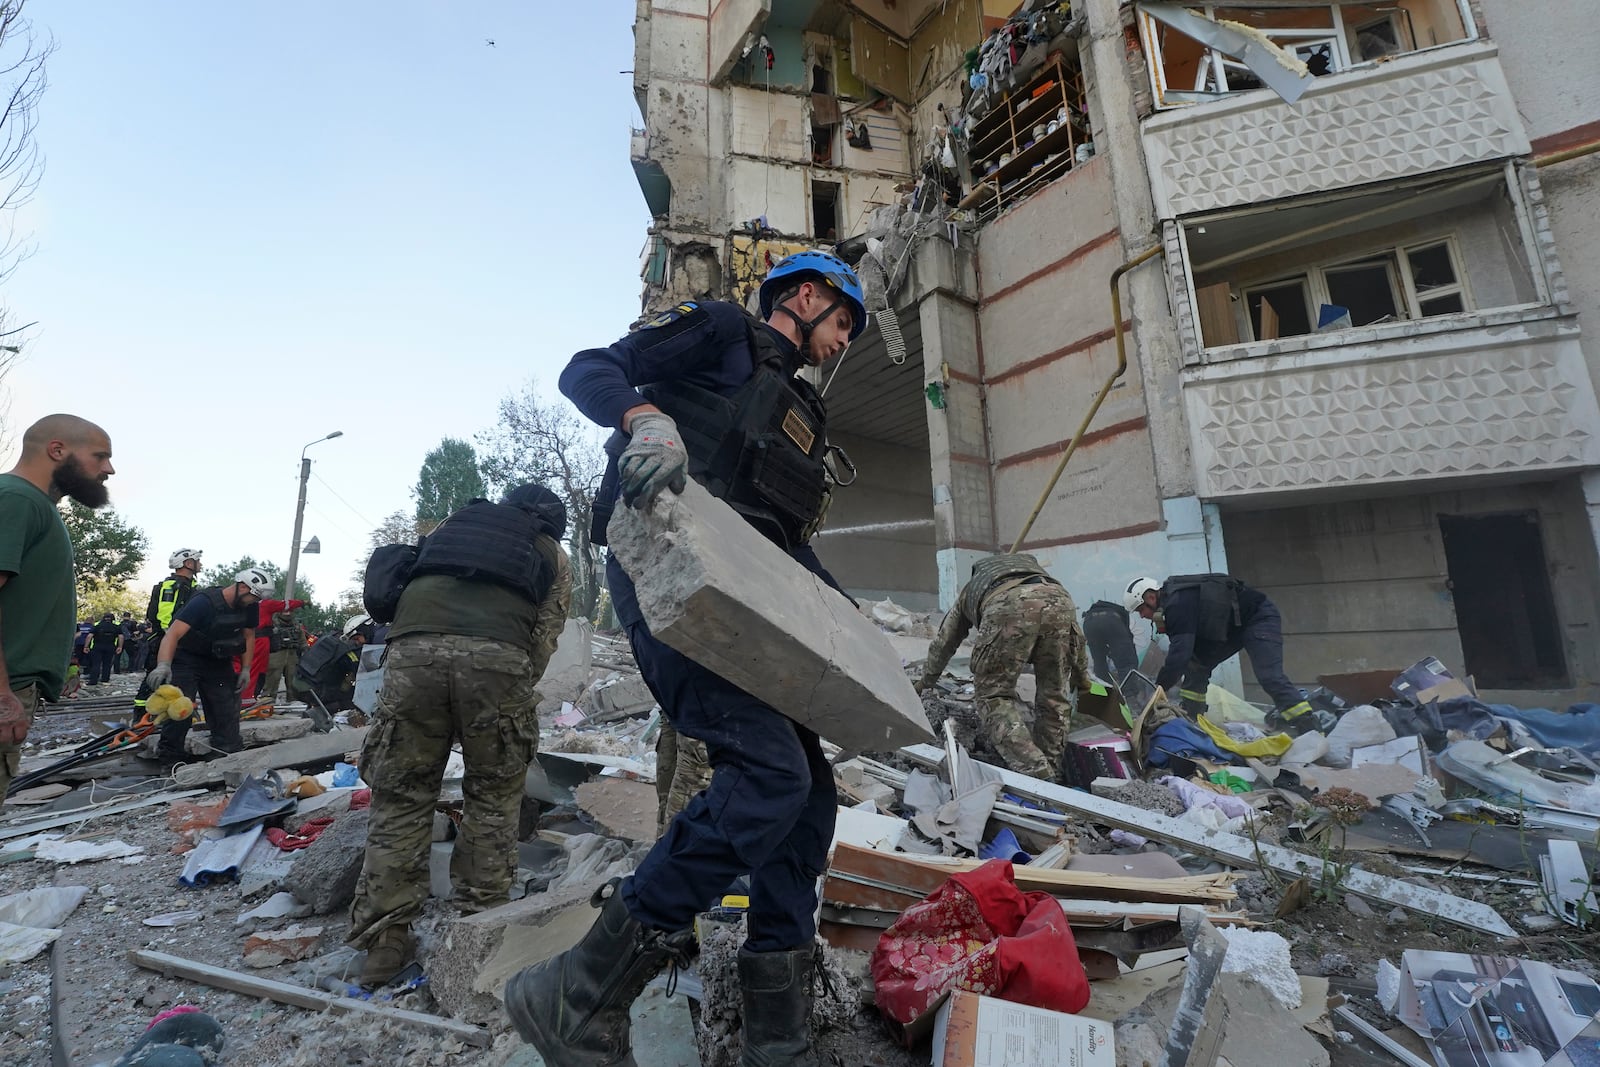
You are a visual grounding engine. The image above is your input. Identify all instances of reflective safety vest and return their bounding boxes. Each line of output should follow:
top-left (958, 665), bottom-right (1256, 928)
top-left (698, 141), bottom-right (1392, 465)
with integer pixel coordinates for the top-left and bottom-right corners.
top-left (151, 576), bottom-right (195, 631)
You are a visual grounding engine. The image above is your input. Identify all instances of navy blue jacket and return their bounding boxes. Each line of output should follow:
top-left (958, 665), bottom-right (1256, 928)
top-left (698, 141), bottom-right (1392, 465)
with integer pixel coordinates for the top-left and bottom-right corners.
top-left (559, 300), bottom-right (845, 628)
top-left (1155, 581), bottom-right (1269, 690)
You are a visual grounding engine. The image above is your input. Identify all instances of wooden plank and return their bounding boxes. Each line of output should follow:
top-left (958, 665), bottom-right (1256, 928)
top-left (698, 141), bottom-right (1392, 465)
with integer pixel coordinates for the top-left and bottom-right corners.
top-left (130, 950), bottom-right (490, 1048)
top-left (899, 744), bottom-right (1517, 937)
top-left (0, 790), bottom-right (207, 841)
top-left (829, 842), bottom-right (1237, 904)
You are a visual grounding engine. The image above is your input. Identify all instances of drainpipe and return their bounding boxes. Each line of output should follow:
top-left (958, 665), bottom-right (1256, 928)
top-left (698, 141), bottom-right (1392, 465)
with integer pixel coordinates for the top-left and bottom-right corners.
top-left (1009, 244), bottom-right (1164, 552)
top-left (1534, 141), bottom-right (1600, 168)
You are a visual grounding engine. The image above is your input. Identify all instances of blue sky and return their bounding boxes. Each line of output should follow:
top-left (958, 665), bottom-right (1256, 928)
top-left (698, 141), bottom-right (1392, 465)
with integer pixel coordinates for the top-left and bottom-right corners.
top-left (1, 1), bottom-right (647, 602)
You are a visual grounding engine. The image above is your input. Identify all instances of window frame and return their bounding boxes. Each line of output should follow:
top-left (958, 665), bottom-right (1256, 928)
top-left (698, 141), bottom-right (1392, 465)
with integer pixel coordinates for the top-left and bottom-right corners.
top-left (1232, 234), bottom-right (1472, 342)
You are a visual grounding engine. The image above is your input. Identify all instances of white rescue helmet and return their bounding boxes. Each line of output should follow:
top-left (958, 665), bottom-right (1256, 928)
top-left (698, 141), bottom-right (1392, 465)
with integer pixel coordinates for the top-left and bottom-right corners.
top-left (342, 614), bottom-right (373, 638)
top-left (1122, 576), bottom-right (1161, 612)
top-left (169, 548), bottom-right (204, 570)
top-left (235, 567), bottom-right (273, 599)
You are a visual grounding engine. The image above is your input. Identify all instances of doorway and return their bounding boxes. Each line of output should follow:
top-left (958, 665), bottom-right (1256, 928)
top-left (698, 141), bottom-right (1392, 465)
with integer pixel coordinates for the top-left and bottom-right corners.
top-left (1439, 512), bottom-right (1568, 688)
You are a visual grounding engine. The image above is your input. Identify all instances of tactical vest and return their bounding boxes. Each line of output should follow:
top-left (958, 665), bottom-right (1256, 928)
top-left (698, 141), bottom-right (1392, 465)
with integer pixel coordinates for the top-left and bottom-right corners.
top-left (1160, 574), bottom-right (1245, 643)
top-left (152, 576), bottom-right (194, 631)
top-left (410, 500), bottom-right (555, 605)
top-left (90, 620), bottom-right (121, 648)
top-left (177, 587), bottom-right (254, 660)
top-left (297, 633), bottom-right (358, 688)
top-left (270, 613), bottom-right (304, 653)
top-left (639, 317), bottom-right (831, 551)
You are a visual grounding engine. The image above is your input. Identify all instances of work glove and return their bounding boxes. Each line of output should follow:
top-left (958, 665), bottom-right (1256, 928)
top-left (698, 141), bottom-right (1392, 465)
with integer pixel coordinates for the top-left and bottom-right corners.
top-left (618, 412), bottom-right (688, 508)
top-left (236, 670), bottom-right (252, 695)
top-left (145, 662), bottom-right (173, 689)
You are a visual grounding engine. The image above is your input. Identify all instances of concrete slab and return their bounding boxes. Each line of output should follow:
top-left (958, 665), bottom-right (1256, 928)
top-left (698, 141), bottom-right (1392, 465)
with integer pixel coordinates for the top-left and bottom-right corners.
top-left (574, 778), bottom-right (658, 842)
top-left (502, 984), bottom-right (700, 1067)
top-left (542, 618), bottom-right (595, 702)
top-left (427, 883), bottom-right (596, 1025)
top-left (174, 727), bottom-right (368, 787)
top-left (609, 480), bottom-right (933, 752)
top-left (185, 716), bottom-right (311, 754)
top-left (283, 810), bottom-right (369, 914)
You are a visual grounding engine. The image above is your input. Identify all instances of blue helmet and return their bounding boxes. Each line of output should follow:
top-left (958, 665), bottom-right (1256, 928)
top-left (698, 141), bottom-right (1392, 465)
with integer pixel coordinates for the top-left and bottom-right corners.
top-left (758, 251), bottom-right (869, 341)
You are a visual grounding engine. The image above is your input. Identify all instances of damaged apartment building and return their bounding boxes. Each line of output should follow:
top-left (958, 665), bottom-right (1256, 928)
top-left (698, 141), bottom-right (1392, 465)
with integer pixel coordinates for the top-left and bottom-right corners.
top-left (625, 0), bottom-right (1600, 704)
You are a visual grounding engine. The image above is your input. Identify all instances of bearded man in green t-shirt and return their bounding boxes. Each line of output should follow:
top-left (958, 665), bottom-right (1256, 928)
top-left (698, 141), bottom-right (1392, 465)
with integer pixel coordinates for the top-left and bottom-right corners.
top-left (0, 414), bottom-right (116, 796)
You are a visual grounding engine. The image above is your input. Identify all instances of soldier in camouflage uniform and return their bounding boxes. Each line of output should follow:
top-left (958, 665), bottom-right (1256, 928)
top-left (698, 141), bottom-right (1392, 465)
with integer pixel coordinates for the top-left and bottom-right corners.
top-left (654, 721), bottom-right (713, 833)
top-left (917, 553), bottom-right (1090, 781)
top-left (347, 484), bottom-right (573, 987)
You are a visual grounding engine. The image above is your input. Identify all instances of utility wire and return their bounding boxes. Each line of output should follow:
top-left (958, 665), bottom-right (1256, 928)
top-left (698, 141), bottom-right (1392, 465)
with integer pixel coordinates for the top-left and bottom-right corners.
top-left (309, 471), bottom-right (380, 529)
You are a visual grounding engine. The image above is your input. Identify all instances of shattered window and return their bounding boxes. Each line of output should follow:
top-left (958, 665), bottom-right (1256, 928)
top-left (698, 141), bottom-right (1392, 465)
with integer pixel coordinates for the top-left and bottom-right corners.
top-left (1325, 255), bottom-right (1402, 327)
top-left (1140, 2), bottom-right (1473, 107)
top-left (1245, 278), bottom-right (1313, 340)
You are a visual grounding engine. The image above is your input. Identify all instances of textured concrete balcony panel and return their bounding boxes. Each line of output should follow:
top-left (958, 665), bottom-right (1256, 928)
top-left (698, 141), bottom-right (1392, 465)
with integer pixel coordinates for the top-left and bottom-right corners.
top-left (1143, 41), bottom-right (1530, 219)
top-left (1183, 314), bottom-right (1600, 501)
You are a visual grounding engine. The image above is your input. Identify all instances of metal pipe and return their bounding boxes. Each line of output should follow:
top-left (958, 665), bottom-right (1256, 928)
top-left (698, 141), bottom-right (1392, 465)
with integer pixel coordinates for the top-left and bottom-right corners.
top-left (1534, 139), bottom-right (1600, 168)
top-left (1010, 244), bottom-right (1163, 552)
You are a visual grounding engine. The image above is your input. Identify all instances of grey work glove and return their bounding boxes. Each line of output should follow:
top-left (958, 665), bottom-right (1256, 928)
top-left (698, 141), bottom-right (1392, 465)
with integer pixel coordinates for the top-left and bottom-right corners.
top-left (145, 662), bottom-right (173, 688)
top-left (618, 411), bottom-right (688, 508)
top-left (236, 670), bottom-right (252, 695)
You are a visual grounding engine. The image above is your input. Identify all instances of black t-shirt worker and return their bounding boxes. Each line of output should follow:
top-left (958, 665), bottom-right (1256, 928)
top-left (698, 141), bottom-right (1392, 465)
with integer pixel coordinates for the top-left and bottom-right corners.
top-left (145, 568), bottom-right (271, 763)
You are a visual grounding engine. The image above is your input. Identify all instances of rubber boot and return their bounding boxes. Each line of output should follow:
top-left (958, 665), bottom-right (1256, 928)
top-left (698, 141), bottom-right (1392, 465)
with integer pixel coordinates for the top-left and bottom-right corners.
top-left (738, 946), bottom-right (822, 1067)
top-left (503, 878), bottom-right (691, 1067)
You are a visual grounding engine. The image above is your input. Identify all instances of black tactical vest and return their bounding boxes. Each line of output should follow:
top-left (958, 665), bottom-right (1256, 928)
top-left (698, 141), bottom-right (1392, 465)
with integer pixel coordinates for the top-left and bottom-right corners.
top-left (177, 587), bottom-right (254, 660)
top-left (410, 500), bottom-right (555, 605)
top-left (639, 317), bottom-right (831, 550)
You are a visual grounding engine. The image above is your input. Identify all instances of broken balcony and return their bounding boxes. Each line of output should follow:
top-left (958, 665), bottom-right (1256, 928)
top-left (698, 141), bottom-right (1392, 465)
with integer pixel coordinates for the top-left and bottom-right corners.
top-left (1168, 166), bottom-right (1600, 503)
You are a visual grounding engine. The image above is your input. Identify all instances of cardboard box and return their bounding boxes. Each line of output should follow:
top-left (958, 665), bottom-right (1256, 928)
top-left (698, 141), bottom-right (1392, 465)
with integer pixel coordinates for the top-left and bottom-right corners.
top-left (931, 990), bottom-right (1116, 1067)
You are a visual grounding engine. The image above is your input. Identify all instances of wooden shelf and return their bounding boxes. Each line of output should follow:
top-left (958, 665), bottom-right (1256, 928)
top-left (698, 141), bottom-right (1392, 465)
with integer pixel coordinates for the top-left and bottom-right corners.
top-left (965, 56), bottom-right (1088, 220)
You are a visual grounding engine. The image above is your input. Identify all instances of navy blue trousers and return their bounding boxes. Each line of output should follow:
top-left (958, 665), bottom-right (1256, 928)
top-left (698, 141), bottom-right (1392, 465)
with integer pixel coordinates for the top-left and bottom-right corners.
top-left (621, 621), bottom-right (836, 953)
top-left (1179, 598), bottom-right (1302, 711)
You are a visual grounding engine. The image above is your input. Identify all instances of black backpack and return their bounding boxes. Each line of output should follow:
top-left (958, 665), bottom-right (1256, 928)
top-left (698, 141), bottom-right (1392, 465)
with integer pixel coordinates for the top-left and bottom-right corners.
top-left (363, 541), bottom-right (421, 625)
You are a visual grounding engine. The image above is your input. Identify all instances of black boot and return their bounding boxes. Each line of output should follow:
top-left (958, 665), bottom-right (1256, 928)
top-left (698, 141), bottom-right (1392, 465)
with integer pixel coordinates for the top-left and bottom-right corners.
top-left (503, 878), bottom-right (691, 1067)
top-left (739, 946), bottom-right (822, 1067)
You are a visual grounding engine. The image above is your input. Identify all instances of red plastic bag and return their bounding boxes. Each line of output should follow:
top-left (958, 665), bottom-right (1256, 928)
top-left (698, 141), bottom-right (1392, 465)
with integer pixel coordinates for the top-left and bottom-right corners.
top-left (870, 859), bottom-right (1089, 1025)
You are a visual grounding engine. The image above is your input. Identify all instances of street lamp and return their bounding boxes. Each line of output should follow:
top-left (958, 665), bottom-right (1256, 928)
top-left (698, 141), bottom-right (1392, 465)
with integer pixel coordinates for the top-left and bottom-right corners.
top-left (284, 432), bottom-right (343, 608)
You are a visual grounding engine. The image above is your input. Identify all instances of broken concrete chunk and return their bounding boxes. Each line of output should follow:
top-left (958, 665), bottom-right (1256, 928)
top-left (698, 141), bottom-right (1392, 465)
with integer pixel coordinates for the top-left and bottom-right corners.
top-left (574, 778), bottom-right (660, 843)
top-left (283, 811), bottom-right (369, 914)
top-left (609, 480), bottom-right (933, 752)
top-left (174, 727), bottom-right (369, 788)
top-left (428, 884), bottom-right (596, 1024)
top-left (241, 924), bottom-right (324, 968)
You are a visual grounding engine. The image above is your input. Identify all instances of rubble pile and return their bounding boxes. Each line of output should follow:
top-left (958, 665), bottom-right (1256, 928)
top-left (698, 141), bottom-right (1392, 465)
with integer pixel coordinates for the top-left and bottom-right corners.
top-left (4, 608), bottom-right (1597, 1067)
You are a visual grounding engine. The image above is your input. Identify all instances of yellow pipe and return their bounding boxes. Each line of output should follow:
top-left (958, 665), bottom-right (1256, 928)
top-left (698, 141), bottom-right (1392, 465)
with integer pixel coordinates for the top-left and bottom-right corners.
top-left (1534, 140), bottom-right (1600, 168)
top-left (1010, 243), bottom-right (1163, 552)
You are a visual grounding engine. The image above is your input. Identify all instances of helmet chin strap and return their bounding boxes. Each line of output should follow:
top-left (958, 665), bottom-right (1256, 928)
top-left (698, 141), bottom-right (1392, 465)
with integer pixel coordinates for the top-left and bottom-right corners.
top-left (772, 296), bottom-right (847, 365)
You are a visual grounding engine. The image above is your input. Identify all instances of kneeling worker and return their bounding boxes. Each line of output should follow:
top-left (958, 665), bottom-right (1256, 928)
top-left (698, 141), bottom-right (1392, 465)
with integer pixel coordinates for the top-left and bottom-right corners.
top-left (145, 568), bottom-right (271, 762)
top-left (1128, 573), bottom-right (1313, 729)
top-left (348, 483), bottom-right (572, 986)
top-left (917, 553), bottom-right (1091, 781)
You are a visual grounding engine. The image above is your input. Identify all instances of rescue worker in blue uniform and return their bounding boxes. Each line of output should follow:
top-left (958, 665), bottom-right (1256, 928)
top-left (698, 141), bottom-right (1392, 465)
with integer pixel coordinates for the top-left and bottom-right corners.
top-left (505, 252), bottom-right (867, 1067)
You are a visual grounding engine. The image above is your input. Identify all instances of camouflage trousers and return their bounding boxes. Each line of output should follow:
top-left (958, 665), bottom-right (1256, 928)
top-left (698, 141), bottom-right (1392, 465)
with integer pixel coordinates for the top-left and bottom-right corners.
top-left (348, 634), bottom-right (540, 948)
top-left (258, 648), bottom-right (301, 702)
top-left (654, 720), bottom-right (713, 834)
top-left (971, 583), bottom-right (1088, 781)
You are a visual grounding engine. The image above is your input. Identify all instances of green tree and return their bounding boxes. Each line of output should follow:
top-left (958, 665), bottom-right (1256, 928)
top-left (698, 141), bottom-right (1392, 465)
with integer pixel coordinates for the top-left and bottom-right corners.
top-left (77, 578), bottom-right (144, 621)
top-left (477, 381), bottom-right (606, 621)
top-left (414, 437), bottom-right (486, 535)
top-left (61, 502), bottom-right (148, 598)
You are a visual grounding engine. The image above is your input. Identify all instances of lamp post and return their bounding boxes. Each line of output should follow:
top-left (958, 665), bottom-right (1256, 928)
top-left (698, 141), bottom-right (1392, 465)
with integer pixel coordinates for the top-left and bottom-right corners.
top-left (284, 432), bottom-right (343, 608)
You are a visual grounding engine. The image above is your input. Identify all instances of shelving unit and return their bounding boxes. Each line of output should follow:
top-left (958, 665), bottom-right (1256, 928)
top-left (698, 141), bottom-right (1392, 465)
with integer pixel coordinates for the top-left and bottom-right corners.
top-left (960, 56), bottom-right (1090, 220)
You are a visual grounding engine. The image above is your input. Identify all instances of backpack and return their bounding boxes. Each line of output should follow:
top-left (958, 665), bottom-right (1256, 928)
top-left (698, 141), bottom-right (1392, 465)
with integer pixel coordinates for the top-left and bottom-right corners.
top-left (1161, 573), bottom-right (1244, 643)
top-left (363, 541), bottom-right (421, 625)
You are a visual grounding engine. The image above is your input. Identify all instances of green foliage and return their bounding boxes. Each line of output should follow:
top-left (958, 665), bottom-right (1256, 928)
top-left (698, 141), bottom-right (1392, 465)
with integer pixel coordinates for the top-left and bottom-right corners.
top-left (77, 579), bottom-right (144, 621)
top-left (414, 437), bottom-right (486, 534)
top-left (60, 502), bottom-right (149, 598)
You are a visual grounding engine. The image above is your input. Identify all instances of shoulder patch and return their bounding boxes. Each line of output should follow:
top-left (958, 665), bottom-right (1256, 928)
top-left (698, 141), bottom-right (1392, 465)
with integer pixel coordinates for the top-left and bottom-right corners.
top-left (638, 302), bottom-right (700, 331)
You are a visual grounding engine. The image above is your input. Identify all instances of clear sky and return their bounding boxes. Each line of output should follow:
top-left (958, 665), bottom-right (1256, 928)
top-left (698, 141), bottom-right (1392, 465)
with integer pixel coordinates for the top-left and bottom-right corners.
top-left (0, 1), bottom-right (647, 604)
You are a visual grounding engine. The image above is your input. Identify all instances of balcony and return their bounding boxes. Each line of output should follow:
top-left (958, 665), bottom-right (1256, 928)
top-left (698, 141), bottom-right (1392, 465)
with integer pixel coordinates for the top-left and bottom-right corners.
top-left (1181, 310), bottom-right (1600, 502)
top-left (630, 128), bottom-right (671, 218)
top-left (1141, 40), bottom-right (1530, 219)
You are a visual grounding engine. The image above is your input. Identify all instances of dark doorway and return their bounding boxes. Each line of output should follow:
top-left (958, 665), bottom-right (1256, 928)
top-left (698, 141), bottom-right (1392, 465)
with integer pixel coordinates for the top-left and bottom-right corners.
top-left (812, 179), bottom-right (840, 241)
top-left (1439, 512), bottom-right (1568, 688)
